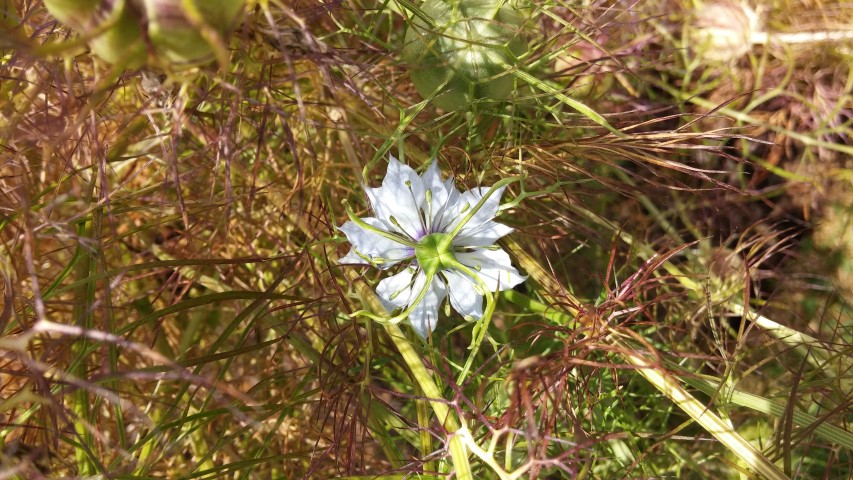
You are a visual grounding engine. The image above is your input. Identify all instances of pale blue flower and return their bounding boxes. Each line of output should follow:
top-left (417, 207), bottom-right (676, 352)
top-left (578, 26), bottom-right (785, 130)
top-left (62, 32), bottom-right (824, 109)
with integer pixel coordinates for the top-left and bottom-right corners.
top-left (340, 157), bottom-right (524, 337)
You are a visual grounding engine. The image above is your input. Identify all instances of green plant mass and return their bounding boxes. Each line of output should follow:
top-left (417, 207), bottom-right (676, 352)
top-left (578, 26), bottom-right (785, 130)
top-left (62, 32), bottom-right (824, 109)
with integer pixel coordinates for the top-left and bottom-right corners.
top-left (42, 0), bottom-right (244, 68)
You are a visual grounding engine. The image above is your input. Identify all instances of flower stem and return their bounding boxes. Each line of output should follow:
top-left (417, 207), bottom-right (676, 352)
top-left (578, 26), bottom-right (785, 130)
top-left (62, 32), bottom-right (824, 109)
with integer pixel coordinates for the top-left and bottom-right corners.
top-left (384, 323), bottom-right (472, 479)
top-left (750, 29), bottom-right (853, 45)
top-left (353, 278), bottom-right (472, 477)
top-left (447, 260), bottom-right (497, 385)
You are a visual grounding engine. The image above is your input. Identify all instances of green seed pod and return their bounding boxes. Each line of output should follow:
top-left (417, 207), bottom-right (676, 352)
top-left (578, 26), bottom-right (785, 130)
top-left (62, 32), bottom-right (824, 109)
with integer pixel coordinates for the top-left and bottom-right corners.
top-left (44, 0), bottom-right (146, 67)
top-left (135, 0), bottom-right (245, 66)
top-left (402, 0), bottom-right (529, 111)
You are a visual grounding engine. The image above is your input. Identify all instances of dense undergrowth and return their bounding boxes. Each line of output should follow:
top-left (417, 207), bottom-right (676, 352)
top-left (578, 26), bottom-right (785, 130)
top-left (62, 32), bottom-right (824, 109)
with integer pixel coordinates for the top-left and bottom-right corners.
top-left (1, 1), bottom-right (851, 478)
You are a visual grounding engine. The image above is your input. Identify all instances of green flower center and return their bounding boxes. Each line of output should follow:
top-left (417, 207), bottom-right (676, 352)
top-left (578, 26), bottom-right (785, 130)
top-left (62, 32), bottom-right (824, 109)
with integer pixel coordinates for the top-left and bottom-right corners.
top-left (415, 233), bottom-right (456, 276)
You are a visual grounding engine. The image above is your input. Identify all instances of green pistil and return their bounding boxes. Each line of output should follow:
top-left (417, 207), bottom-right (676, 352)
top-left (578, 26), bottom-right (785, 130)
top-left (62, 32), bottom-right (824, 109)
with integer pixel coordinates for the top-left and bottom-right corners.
top-left (415, 233), bottom-right (455, 276)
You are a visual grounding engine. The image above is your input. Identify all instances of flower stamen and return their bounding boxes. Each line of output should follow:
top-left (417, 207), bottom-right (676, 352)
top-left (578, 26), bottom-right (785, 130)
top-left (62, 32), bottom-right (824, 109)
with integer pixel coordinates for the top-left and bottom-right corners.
top-left (405, 178), bottom-right (429, 235)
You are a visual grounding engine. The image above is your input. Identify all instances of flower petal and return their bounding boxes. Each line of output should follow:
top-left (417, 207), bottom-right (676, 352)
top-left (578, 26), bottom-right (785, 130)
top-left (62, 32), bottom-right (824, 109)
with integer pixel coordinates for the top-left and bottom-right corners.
top-left (455, 247), bottom-right (525, 292)
top-left (459, 185), bottom-right (505, 230)
top-left (420, 161), bottom-right (462, 230)
top-left (420, 161), bottom-right (447, 200)
top-left (453, 222), bottom-right (514, 247)
top-left (367, 157), bottom-right (427, 240)
top-left (407, 271), bottom-right (448, 338)
top-left (376, 268), bottom-right (415, 311)
top-left (339, 249), bottom-right (368, 265)
top-left (440, 185), bottom-right (506, 235)
top-left (443, 269), bottom-right (484, 320)
top-left (339, 218), bottom-right (413, 269)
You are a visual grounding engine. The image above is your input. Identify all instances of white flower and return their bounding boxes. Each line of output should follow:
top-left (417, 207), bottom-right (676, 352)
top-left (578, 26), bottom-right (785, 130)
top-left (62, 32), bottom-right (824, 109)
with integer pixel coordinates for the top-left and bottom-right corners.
top-left (340, 157), bottom-right (525, 337)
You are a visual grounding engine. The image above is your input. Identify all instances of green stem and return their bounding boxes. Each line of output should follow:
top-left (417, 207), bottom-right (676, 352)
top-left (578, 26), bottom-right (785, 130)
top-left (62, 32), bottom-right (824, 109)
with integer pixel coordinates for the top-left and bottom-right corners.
top-left (395, 0), bottom-right (437, 28)
top-left (512, 69), bottom-right (624, 136)
top-left (384, 323), bottom-right (472, 479)
top-left (352, 278), bottom-right (471, 477)
top-left (448, 261), bottom-right (496, 385)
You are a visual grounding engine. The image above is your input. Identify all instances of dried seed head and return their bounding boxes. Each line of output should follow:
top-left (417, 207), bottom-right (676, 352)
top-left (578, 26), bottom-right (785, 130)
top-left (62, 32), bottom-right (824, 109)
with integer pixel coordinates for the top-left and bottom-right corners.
top-left (703, 246), bottom-right (750, 303)
top-left (689, 1), bottom-right (760, 63)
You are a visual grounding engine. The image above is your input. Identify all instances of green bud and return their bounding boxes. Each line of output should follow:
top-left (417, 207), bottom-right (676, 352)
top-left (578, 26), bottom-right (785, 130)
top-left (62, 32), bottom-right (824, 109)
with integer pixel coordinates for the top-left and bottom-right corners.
top-left (389, 215), bottom-right (405, 232)
top-left (390, 287), bottom-right (404, 301)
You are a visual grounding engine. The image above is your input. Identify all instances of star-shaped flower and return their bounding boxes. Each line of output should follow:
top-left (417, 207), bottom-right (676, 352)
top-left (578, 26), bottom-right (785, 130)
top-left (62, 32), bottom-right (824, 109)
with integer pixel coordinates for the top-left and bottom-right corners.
top-left (340, 157), bottom-right (525, 337)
